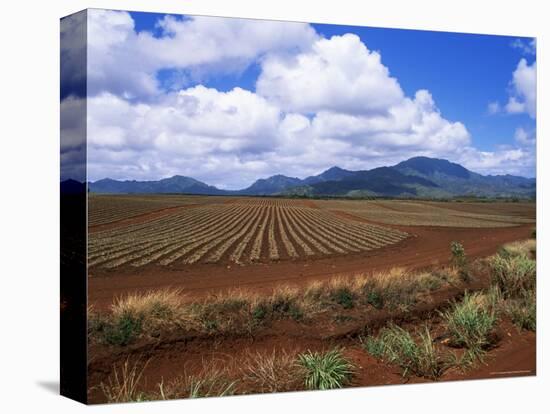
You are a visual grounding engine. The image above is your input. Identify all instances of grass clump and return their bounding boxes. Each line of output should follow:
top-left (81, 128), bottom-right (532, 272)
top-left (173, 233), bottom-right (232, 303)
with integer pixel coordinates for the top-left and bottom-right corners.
top-left (498, 239), bottom-right (536, 259)
top-left (450, 241), bottom-right (470, 281)
top-left (450, 241), bottom-right (466, 268)
top-left (241, 349), bottom-right (302, 393)
top-left (158, 363), bottom-right (237, 399)
top-left (89, 266), bottom-right (464, 346)
top-left (331, 287), bottom-right (355, 309)
top-left (488, 241), bottom-right (536, 331)
top-left (197, 297), bottom-right (250, 333)
top-left (103, 312), bottom-right (143, 346)
top-left (490, 253), bottom-right (535, 299)
top-left (91, 289), bottom-right (188, 345)
top-left (100, 358), bottom-right (151, 403)
top-left (503, 290), bottom-right (536, 331)
top-left (297, 348), bottom-right (354, 390)
top-left (363, 324), bottom-right (445, 379)
top-left (359, 268), bottom-right (454, 311)
top-left (441, 292), bottom-right (497, 353)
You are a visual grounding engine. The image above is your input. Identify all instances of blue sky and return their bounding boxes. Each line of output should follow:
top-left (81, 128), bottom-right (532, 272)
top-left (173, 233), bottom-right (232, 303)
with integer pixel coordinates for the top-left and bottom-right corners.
top-left (131, 11), bottom-right (535, 152)
top-left (75, 9), bottom-right (536, 188)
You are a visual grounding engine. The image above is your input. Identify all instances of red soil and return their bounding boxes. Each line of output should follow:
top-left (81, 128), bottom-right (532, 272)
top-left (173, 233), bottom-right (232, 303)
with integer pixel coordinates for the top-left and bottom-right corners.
top-left (86, 202), bottom-right (536, 404)
top-left (87, 312), bottom-right (535, 403)
top-left (88, 222), bottom-right (533, 309)
top-left (88, 204), bottom-right (202, 233)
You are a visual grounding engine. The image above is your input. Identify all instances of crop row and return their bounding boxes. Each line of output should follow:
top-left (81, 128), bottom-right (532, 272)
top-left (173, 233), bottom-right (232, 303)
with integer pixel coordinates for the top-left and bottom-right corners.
top-left (88, 204), bottom-right (408, 269)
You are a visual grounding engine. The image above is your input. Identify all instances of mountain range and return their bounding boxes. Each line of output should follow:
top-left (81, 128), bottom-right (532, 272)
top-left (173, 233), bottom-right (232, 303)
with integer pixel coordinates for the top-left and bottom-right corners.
top-left (86, 156), bottom-right (536, 199)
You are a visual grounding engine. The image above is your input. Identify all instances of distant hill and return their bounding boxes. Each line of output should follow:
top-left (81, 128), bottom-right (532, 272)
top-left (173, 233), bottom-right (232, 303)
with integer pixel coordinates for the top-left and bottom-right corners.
top-left (88, 175), bottom-right (227, 195)
top-left (303, 166), bottom-right (356, 185)
top-left (391, 157), bottom-right (536, 198)
top-left (238, 174), bottom-right (303, 195)
top-left (88, 156), bottom-right (536, 199)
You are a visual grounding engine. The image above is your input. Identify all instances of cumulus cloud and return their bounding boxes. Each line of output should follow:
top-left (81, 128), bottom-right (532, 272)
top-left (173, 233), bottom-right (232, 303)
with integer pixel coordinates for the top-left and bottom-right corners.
top-left (86, 86), bottom-right (473, 187)
top-left (257, 34), bottom-right (403, 115)
top-left (457, 146), bottom-right (535, 177)
top-left (505, 58), bottom-right (536, 118)
top-left (514, 127), bottom-right (536, 146)
top-left (81, 12), bottom-right (536, 186)
top-left (87, 9), bottom-right (318, 99)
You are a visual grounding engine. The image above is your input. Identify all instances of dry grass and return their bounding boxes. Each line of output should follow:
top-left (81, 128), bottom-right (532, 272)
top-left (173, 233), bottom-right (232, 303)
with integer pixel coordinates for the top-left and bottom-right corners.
top-left (158, 361), bottom-right (237, 399)
top-left (490, 252), bottom-right (536, 299)
top-left (488, 241), bottom-right (536, 331)
top-left (100, 357), bottom-right (151, 403)
top-left (89, 267), bottom-right (463, 346)
top-left (499, 239), bottom-right (536, 259)
top-left (240, 349), bottom-right (303, 393)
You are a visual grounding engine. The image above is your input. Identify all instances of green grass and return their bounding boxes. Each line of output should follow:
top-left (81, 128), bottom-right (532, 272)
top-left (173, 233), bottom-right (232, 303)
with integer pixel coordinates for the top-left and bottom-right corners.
top-left (363, 324), bottom-right (445, 379)
top-left (450, 241), bottom-right (466, 268)
top-left (89, 311), bottom-right (143, 346)
top-left (297, 348), bottom-right (354, 390)
top-left (331, 287), bottom-right (355, 309)
top-left (503, 290), bottom-right (536, 331)
top-left (450, 241), bottom-right (471, 281)
top-left (490, 254), bottom-right (536, 299)
top-left (440, 292), bottom-right (497, 353)
top-left (158, 366), bottom-right (237, 400)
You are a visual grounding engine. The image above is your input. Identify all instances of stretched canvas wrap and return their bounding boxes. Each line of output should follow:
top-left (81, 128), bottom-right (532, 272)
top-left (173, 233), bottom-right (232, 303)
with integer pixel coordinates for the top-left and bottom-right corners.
top-left (60, 8), bottom-right (537, 404)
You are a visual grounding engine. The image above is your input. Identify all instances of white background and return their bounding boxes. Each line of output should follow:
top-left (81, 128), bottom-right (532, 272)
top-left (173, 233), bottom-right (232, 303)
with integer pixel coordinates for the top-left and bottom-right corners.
top-left (0, 0), bottom-right (547, 412)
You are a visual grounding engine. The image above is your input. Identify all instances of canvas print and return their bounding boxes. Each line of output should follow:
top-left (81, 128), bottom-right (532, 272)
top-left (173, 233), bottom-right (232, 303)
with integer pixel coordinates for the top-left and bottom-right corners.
top-left (60, 8), bottom-right (536, 404)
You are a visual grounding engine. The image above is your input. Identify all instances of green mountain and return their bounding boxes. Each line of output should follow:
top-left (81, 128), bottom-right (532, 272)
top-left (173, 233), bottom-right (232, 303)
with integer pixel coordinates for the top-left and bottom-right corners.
top-left (239, 174), bottom-right (303, 195)
top-left (89, 175), bottom-right (227, 195)
top-left (88, 157), bottom-right (535, 199)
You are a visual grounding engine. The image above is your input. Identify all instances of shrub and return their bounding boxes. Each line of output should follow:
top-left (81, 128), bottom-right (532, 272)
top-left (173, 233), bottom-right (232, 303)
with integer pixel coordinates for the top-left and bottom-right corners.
top-left (450, 241), bottom-right (466, 268)
top-left (331, 287), bottom-right (355, 309)
top-left (297, 348), bottom-right (354, 390)
top-left (363, 324), bottom-right (445, 379)
top-left (441, 292), bottom-right (497, 352)
top-left (364, 289), bottom-right (384, 309)
top-left (450, 241), bottom-right (470, 281)
top-left (251, 303), bottom-right (268, 322)
top-left (103, 311), bottom-right (143, 346)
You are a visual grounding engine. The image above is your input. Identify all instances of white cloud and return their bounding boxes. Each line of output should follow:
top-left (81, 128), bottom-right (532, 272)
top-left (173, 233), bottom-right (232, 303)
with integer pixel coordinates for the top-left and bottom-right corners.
top-left (257, 34), bottom-right (403, 115)
top-left (510, 38), bottom-right (536, 55)
top-left (87, 9), bottom-right (318, 99)
top-left (514, 127), bottom-right (536, 146)
top-left (83, 14), bottom-right (535, 186)
top-left (86, 84), bottom-right (476, 187)
top-left (457, 146), bottom-right (534, 177)
top-left (505, 58), bottom-right (536, 118)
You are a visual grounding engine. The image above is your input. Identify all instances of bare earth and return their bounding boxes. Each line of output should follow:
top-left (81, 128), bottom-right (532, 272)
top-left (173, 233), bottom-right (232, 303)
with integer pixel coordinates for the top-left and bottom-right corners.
top-left (86, 196), bottom-right (536, 403)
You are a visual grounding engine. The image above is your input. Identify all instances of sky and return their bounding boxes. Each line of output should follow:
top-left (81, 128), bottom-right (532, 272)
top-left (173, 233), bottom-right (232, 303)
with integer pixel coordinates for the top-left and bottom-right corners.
top-left (62, 9), bottom-right (537, 189)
